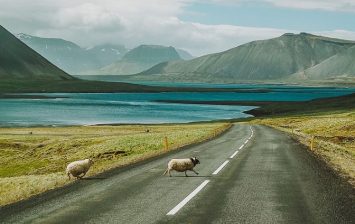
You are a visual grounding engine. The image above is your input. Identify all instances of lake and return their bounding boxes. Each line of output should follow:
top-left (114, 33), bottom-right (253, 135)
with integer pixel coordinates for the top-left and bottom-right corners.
top-left (0, 84), bottom-right (354, 126)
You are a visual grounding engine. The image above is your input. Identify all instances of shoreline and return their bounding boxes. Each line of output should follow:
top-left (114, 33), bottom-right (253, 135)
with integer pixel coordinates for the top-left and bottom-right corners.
top-left (155, 92), bottom-right (355, 117)
top-left (0, 94), bottom-right (68, 99)
top-left (0, 116), bottom-right (251, 128)
top-left (75, 75), bottom-right (355, 88)
top-left (0, 79), bottom-right (274, 94)
top-left (1, 92), bottom-right (354, 128)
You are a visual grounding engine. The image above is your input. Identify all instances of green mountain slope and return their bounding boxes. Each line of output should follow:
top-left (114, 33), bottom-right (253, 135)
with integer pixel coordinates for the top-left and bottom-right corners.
top-left (176, 49), bottom-right (194, 60)
top-left (292, 45), bottom-right (355, 80)
top-left (18, 34), bottom-right (127, 74)
top-left (131, 33), bottom-right (355, 83)
top-left (96, 45), bottom-right (182, 75)
top-left (0, 26), bottom-right (73, 80)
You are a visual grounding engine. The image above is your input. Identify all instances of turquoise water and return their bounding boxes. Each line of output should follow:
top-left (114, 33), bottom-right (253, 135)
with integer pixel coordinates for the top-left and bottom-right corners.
top-left (0, 85), bottom-right (354, 126)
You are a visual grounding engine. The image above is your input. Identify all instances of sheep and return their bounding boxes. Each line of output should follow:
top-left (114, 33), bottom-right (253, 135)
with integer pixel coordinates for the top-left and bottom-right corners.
top-left (163, 157), bottom-right (200, 177)
top-left (66, 159), bottom-right (94, 180)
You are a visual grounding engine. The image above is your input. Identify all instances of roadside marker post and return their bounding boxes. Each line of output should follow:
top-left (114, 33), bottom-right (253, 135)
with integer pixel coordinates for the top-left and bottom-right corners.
top-left (310, 136), bottom-right (315, 150)
top-left (213, 129), bottom-right (218, 137)
top-left (164, 136), bottom-right (169, 150)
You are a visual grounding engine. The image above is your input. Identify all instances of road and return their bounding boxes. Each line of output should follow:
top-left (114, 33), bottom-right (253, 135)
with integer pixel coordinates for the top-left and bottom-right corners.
top-left (0, 124), bottom-right (354, 223)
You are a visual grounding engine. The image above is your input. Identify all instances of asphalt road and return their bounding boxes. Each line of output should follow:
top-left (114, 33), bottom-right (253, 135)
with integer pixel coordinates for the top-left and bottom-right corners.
top-left (0, 124), bottom-right (354, 224)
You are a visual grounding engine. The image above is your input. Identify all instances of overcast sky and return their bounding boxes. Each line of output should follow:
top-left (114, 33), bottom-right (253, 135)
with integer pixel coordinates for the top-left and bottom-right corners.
top-left (1, 0), bottom-right (355, 56)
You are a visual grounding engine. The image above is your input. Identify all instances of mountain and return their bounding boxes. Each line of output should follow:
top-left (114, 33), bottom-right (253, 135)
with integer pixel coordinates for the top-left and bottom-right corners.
top-left (1, 25), bottom-right (238, 93)
top-left (0, 26), bottom-right (73, 80)
top-left (176, 49), bottom-right (194, 60)
top-left (17, 33), bottom-right (127, 74)
top-left (85, 44), bottom-right (127, 66)
top-left (128, 33), bottom-right (355, 83)
top-left (96, 45), bottom-right (182, 75)
top-left (292, 45), bottom-right (355, 80)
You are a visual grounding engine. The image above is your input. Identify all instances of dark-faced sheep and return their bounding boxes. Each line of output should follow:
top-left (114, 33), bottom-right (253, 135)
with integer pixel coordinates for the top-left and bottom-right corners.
top-left (163, 157), bottom-right (200, 177)
top-left (66, 159), bottom-right (94, 180)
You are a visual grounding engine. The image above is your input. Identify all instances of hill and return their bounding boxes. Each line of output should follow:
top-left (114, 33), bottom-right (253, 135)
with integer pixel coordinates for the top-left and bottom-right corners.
top-left (0, 26), bottom-right (72, 80)
top-left (176, 49), bottom-right (194, 60)
top-left (292, 45), bottom-right (355, 81)
top-left (95, 45), bottom-right (182, 75)
top-left (18, 33), bottom-right (127, 74)
top-left (126, 33), bottom-right (355, 83)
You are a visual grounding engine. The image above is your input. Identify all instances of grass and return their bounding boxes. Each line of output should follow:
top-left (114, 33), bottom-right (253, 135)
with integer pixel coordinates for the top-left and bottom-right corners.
top-left (252, 110), bottom-right (355, 186)
top-left (245, 93), bottom-right (355, 117)
top-left (0, 123), bottom-right (230, 206)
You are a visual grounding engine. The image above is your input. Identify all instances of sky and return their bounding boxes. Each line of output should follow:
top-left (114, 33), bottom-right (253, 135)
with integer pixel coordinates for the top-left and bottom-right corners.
top-left (1, 0), bottom-right (355, 56)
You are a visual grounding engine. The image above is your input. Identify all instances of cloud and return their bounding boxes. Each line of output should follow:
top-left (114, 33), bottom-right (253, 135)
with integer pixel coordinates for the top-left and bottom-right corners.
top-left (0, 0), bottom-right (355, 56)
top-left (0, 0), bottom-right (290, 55)
top-left (53, 3), bottom-right (123, 31)
top-left (212, 0), bottom-right (355, 12)
top-left (265, 0), bottom-right (355, 12)
top-left (316, 29), bottom-right (355, 41)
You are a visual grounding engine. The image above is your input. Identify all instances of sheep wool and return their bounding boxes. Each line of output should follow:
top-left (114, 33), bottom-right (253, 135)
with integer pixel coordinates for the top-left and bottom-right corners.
top-left (163, 157), bottom-right (200, 177)
top-left (66, 159), bottom-right (94, 180)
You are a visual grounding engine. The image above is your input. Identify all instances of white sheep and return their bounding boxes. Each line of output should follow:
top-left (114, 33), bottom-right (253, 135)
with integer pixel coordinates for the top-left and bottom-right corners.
top-left (66, 159), bottom-right (94, 180)
top-left (163, 157), bottom-right (200, 177)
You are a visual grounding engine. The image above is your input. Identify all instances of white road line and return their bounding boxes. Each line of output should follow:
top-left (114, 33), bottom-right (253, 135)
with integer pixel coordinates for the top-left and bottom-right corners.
top-left (212, 160), bottom-right (229, 175)
top-left (167, 127), bottom-right (255, 216)
top-left (230, 150), bottom-right (239, 159)
top-left (231, 127), bottom-right (253, 159)
top-left (166, 180), bottom-right (210, 215)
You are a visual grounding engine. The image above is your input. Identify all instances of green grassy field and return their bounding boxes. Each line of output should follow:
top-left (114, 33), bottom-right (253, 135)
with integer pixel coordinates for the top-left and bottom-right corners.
top-left (0, 123), bottom-right (230, 206)
top-left (252, 110), bottom-right (355, 186)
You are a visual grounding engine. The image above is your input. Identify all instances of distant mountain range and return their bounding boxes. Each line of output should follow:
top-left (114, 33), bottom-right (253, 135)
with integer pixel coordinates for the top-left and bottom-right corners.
top-left (17, 34), bottom-right (194, 76)
top-left (94, 45), bottom-right (184, 75)
top-left (6, 26), bottom-right (355, 85)
top-left (0, 25), bottom-right (209, 93)
top-left (122, 33), bottom-right (355, 83)
top-left (0, 26), bottom-right (72, 80)
top-left (17, 33), bottom-right (127, 74)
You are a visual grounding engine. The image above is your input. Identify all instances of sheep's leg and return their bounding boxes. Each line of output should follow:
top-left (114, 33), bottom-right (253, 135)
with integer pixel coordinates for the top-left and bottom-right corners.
top-left (67, 172), bottom-right (71, 180)
top-left (77, 173), bottom-right (86, 179)
top-left (185, 171), bottom-right (188, 177)
top-left (75, 173), bottom-right (83, 179)
top-left (168, 169), bottom-right (172, 177)
top-left (191, 169), bottom-right (199, 175)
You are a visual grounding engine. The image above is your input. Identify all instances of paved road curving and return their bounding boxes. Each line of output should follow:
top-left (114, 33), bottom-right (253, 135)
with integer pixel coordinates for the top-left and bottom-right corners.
top-left (0, 124), bottom-right (354, 223)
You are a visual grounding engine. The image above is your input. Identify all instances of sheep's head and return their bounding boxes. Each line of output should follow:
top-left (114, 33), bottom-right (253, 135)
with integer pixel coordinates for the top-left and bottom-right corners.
top-left (191, 157), bottom-right (200, 165)
top-left (88, 158), bottom-right (94, 165)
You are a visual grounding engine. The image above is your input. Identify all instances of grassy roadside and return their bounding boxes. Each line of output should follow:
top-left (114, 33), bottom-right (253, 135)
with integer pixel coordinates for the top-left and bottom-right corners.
top-left (251, 110), bottom-right (355, 186)
top-left (0, 123), bottom-right (230, 206)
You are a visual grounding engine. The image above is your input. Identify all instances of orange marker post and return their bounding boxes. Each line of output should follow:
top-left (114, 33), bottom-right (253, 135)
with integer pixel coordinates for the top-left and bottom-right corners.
top-left (164, 136), bottom-right (169, 150)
